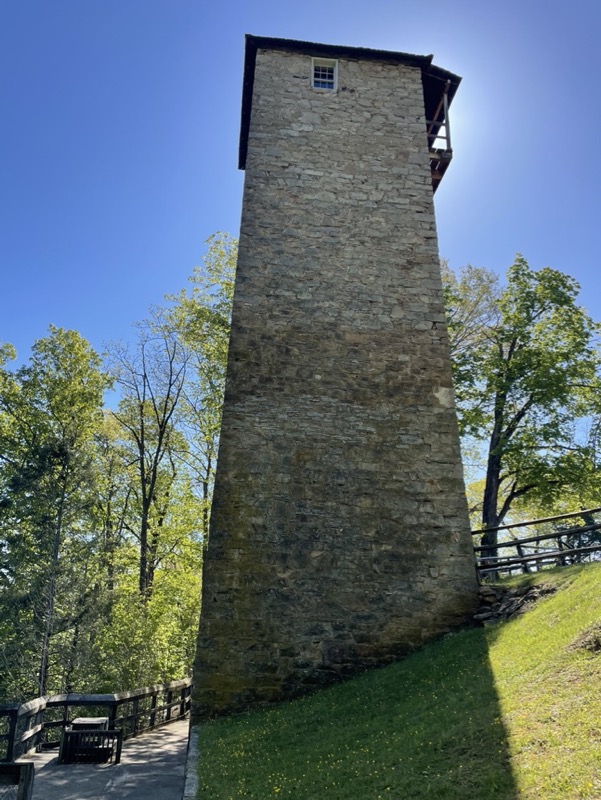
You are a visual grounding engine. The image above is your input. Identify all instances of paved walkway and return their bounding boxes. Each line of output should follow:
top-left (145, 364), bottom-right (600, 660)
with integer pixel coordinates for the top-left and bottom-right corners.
top-left (22, 719), bottom-right (190, 800)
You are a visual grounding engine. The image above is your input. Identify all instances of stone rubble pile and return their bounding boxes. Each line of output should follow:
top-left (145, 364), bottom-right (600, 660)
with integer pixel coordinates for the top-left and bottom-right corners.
top-left (474, 582), bottom-right (557, 625)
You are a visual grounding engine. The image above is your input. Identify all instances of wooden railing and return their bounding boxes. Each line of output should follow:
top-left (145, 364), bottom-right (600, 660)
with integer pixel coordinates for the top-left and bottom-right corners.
top-left (473, 507), bottom-right (601, 579)
top-left (0, 678), bottom-right (191, 763)
top-left (0, 762), bottom-right (34, 799)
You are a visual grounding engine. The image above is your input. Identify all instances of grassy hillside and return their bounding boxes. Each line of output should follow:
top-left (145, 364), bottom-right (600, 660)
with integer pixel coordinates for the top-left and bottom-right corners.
top-left (196, 564), bottom-right (601, 799)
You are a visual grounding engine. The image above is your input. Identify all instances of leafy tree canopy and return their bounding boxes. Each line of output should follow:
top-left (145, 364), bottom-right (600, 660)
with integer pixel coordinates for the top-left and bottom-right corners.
top-left (0, 235), bottom-right (236, 701)
top-left (444, 255), bottom-right (601, 547)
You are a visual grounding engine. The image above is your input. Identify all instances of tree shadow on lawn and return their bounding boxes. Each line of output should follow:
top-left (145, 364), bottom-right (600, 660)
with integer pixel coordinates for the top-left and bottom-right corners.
top-left (197, 626), bottom-right (518, 800)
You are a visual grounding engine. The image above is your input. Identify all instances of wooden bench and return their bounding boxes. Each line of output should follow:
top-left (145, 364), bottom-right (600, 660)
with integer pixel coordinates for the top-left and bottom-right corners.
top-left (58, 729), bottom-right (123, 764)
top-left (0, 762), bottom-right (34, 799)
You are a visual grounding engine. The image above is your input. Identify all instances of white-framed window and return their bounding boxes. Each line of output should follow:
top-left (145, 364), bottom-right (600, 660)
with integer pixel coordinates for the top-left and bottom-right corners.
top-left (311, 57), bottom-right (337, 91)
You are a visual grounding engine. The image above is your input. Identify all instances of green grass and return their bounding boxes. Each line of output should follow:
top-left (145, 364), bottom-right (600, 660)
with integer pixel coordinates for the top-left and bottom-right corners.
top-left (196, 563), bottom-right (601, 799)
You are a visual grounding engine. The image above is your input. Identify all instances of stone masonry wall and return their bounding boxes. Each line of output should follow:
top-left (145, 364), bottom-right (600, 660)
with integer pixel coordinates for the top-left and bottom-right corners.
top-left (192, 48), bottom-right (478, 720)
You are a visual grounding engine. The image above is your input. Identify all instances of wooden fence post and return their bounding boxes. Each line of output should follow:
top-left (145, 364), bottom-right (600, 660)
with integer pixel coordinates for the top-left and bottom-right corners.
top-left (165, 690), bottom-right (173, 722)
top-left (108, 700), bottom-right (117, 731)
top-left (132, 698), bottom-right (139, 736)
top-left (149, 691), bottom-right (157, 728)
top-left (516, 543), bottom-right (530, 574)
top-left (17, 763), bottom-right (34, 800)
top-left (0, 764), bottom-right (34, 800)
top-left (6, 709), bottom-right (17, 762)
top-left (558, 536), bottom-right (569, 566)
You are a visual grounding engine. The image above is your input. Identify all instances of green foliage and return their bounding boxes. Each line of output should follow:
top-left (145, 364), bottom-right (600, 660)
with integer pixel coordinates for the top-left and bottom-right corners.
top-left (444, 256), bottom-right (601, 531)
top-left (442, 259), bottom-right (501, 364)
top-left (0, 326), bottom-right (111, 697)
top-left (90, 560), bottom-right (201, 691)
top-left (166, 232), bottom-right (236, 540)
top-left (0, 234), bottom-right (236, 701)
top-left (108, 316), bottom-right (191, 599)
top-left (197, 564), bottom-right (601, 800)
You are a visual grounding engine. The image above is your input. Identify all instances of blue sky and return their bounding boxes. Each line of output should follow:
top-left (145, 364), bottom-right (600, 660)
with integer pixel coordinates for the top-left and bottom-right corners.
top-left (2, 0), bottom-right (600, 364)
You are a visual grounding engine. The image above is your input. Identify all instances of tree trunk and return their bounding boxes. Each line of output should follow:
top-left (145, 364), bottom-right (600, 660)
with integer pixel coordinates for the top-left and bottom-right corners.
top-left (480, 401), bottom-right (505, 575)
top-left (139, 505), bottom-right (150, 597)
top-left (38, 478), bottom-right (67, 696)
top-left (64, 622), bottom-right (80, 693)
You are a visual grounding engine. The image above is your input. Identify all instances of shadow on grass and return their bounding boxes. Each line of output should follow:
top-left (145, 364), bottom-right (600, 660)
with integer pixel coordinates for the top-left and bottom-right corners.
top-left (197, 626), bottom-right (517, 800)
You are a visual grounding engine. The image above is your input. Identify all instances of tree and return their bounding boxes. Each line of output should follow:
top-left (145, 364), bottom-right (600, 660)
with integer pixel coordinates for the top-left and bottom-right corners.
top-left (0, 234), bottom-right (236, 700)
top-left (108, 313), bottom-right (190, 600)
top-left (442, 260), bottom-right (501, 362)
top-left (0, 327), bottom-right (110, 697)
top-left (95, 233), bottom-right (235, 687)
top-left (104, 307), bottom-right (210, 685)
top-left (444, 256), bottom-right (601, 555)
top-left (166, 232), bottom-right (236, 540)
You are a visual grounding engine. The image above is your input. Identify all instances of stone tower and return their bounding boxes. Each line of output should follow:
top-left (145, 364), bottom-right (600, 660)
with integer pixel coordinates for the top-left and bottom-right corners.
top-left (192, 36), bottom-right (478, 720)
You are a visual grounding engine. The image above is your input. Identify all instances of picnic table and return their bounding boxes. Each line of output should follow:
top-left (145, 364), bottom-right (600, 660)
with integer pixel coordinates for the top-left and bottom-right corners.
top-left (70, 717), bottom-right (108, 731)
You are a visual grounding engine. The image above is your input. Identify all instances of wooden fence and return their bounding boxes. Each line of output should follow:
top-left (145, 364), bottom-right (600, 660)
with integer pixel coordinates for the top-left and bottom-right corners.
top-left (473, 506), bottom-right (601, 579)
top-left (0, 677), bottom-right (191, 763)
top-left (0, 762), bottom-right (34, 799)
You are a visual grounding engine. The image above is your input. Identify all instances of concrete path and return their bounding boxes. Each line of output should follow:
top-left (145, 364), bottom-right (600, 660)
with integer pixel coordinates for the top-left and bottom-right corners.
top-left (22, 719), bottom-right (190, 800)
